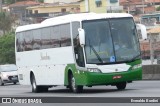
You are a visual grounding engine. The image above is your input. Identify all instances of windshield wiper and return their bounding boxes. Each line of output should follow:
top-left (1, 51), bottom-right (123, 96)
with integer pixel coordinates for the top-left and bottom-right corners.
top-left (89, 45), bottom-right (103, 63)
top-left (129, 53), bottom-right (142, 62)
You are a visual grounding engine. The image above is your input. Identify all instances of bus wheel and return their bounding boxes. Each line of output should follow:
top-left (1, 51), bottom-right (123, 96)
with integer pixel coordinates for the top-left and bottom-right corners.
top-left (69, 74), bottom-right (83, 93)
top-left (0, 78), bottom-right (4, 86)
top-left (31, 74), bottom-right (40, 93)
top-left (116, 82), bottom-right (127, 90)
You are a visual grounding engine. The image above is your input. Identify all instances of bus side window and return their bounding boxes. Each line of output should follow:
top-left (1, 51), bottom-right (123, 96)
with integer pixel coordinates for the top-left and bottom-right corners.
top-left (32, 29), bottom-right (41, 50)
top-left (41, 27), bottom-right (51, 49)
top-left (60, 24), bottom-right (71, 47)
top-left (24, 31), bottom-right (33, 51)
top-left (72, 22), bottom-right (85, 67)
top-left (50, 26), bottom-right (60, 48)
top-left (16, 33), bottom-right (21, 52)
top-left (17, 32), bottom-right (25, 52)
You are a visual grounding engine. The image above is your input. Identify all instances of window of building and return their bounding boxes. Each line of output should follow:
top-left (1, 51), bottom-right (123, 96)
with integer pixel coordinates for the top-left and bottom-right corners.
top-left (35, 10), bottom-right (38, 14)
top-left (95, 0), bottom-right (102, 7)
top-left (61, 8), bottom-right (66, 12)
top-left (29, 10), bottom-right (32, 14)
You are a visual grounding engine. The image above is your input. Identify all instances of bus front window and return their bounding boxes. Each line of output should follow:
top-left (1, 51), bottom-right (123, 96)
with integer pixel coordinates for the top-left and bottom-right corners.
top-left (83, 20), bottom-right (115, 64)
top-left (83, 18), bottom-right (140, 64)
top-left (110, 18), bottom-right (140, 62)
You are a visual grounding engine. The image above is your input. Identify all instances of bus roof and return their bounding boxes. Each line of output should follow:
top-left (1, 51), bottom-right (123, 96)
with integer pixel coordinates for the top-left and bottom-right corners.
top-left (16, 13), bottom-right (133, 33)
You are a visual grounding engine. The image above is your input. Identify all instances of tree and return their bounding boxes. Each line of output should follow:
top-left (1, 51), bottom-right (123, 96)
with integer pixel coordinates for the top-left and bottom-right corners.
top-left (38, 0), bottom-right (44, 3)
top-left (0, 12), bottom-right (15, 35)
top-left (3, 0), bottom-right (43, 4)
top-left (0, 32), bottom-right (15, 64)
top-left (156, 6), bottom-right (160, 11)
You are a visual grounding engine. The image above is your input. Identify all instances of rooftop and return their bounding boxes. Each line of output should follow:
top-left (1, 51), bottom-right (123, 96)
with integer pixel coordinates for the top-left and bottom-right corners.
top-left (9, 1), bottom-right (40, 7)
top-left (147, 27), bottom-right (160, 34)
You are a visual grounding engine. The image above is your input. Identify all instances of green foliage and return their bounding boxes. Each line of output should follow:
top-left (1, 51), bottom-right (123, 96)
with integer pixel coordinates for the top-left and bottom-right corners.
top-left (156, 6), bottom-right (160, 11)
top-left (0, 32), bottom-right (15, 64)
top-left (3, 0), bottom-right (44, 4)
top-left (38, 0), bottom-right (44, 3)
top-left (3, 0), bottom-right (26, 4)
top-left (0, 12), bottom-right (14, 35)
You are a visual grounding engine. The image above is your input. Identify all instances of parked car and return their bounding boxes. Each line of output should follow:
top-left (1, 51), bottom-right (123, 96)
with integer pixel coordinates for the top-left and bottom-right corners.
top-left (0, 64), bottom-right (18, 86)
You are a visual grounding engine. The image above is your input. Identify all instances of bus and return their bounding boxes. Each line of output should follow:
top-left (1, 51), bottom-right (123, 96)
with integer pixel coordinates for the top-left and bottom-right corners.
top-left (15, 13), bottom-right (147, 93)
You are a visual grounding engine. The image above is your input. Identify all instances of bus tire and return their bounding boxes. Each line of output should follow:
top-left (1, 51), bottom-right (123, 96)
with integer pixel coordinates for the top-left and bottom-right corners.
top-left (0, 78), bottom-right (4, 86)
top-left (40, 86), bottom-right (49, 92)
top-left (116, 82), bottom-right (127, 90)
top-left (31, 74), bottom-right (41, 93)
top-left (69, 74), bottom-right (83, 93)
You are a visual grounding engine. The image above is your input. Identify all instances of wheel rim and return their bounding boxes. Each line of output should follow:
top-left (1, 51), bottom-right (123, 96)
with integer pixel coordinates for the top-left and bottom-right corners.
top-left (32, 77), bottom-right (36, 90)
top-left (0, 79), bottom-right (2, 85)
top-left (71, 76), bottom-right (76, 91)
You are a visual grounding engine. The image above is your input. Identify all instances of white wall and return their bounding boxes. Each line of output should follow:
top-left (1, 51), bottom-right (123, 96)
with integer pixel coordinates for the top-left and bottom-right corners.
top-left (106, 0), bottom-right (123, 12)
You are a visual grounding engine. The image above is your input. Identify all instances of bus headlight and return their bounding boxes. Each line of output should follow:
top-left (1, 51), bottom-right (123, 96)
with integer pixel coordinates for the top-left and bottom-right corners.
top-left (87, 68), bottom-right (101, 73)
top-left (132, 64), bottom-right (142, 70)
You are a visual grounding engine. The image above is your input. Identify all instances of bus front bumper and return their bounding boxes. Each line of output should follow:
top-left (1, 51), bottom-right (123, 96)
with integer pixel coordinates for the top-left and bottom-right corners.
top-left (75, 68), bottom-right (142, 86)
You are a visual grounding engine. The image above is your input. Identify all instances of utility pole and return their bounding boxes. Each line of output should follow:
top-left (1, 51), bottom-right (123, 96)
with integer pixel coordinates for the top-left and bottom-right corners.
top-left (85, 0), bottom-right (89, 12)
top-left (149, 33), bottom-right (154, 64)
top-left (142, 0), bottom-right (144, 14)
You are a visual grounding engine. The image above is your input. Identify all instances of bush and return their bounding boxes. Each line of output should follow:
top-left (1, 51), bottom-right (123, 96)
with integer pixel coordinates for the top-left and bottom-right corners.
top-left (0, 32), bottom-right (15, 64)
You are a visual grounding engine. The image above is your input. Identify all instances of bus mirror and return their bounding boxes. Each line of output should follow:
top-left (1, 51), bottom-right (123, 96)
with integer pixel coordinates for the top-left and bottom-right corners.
top-left (136, 24), bottom-right (147, 40)
top-left (78, 28), bottom-right (85, 46)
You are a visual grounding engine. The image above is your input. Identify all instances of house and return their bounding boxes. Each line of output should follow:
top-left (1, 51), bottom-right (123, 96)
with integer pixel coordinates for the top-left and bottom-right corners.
top-left (140, 27), bottom-right (160, 59)
top-left (106, 0), bottom-right (123, 13)
top-left (140, 13), bottom-right (160, 28)
top-left (5, 1), bottom-right (40, 25)
top-left (78, 0), bottom-right (107, 13)
top-left (26, 2), bottom-right (80, 23)
top-left (120, 0), bottom-right (155, 15)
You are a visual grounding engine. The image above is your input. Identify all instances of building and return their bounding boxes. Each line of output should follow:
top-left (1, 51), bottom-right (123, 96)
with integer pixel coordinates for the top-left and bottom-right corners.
top-left (140, 27), bottom-right (160, 59)
top-left (120, 0), bottom-right (155, 15)
top-left (140, 13), bottom-right (160, 28)
top-left (106, 0), bottom-right (123, 13)
top-left (27, 2), bottom-right (80, 23)
top-left (3, 1), bottom-right (40, 25)
top-left (79, 0), bottom-right (107, 13)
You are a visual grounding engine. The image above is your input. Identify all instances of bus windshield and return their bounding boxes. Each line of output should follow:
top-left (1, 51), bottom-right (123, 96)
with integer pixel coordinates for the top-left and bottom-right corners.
top-left (83, 17), bottom-right (140, 64)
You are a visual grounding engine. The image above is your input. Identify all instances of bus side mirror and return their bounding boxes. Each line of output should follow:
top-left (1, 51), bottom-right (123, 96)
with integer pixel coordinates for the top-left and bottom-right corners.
top-left (136, 24), bottom-right (147, 40)
top-left (78, 28), bottom-right (85, 46)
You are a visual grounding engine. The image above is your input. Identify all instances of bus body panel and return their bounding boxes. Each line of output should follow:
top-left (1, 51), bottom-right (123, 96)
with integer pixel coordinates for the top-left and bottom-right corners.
top-left (16, 47), bottom-right (74, 85)
top-left (64, 59), bottom-right (142, 86)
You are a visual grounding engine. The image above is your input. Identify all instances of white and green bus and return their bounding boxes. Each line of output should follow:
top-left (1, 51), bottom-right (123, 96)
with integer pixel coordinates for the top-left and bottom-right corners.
top-left (15, 13), bottom-right (147, 93)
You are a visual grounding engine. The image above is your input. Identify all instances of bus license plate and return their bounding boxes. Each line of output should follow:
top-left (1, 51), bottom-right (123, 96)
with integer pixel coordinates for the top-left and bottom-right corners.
top-left (113, 75), bottom-right (122, 79)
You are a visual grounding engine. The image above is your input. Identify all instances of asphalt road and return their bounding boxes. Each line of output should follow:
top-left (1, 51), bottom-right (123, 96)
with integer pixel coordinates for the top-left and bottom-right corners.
top-left (0, 81), bottom-right (159, 106)
top-left (0, 80), bottom-right (159, 97)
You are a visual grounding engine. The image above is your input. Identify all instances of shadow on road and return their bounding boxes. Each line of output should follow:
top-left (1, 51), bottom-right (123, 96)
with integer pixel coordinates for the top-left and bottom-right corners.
top-left (35, 88), bottom-right (135, 94)
top-left (0, 83), bottom-right (20, 86)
